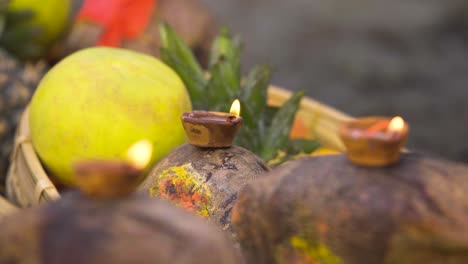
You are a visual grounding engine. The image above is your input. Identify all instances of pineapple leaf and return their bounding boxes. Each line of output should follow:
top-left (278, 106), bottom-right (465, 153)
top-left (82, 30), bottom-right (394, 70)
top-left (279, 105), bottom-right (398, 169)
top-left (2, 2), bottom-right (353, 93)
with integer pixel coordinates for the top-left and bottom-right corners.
top-left (235, 65), bottom-right (272, 152)
top-left (206, 57), bottom-right (239, 111)
top-left (240, 65), bottom-right (271, 126)
top-left (264, 106), bottom-right (279, 127)
top-left (159, 23), bottom-right (206, 108)
top-left (206, 27), bottom-right (241, 112)
top-left (159, 24), bottom-right (320, 165)
top-left (288, 139), bottom-right (321, 155)
top-left (210, 26), bottom-right (241, 84)
top-left (261, 91), bottom-right (304, 161)
top-left (160, 47), bottom-right (207, 109)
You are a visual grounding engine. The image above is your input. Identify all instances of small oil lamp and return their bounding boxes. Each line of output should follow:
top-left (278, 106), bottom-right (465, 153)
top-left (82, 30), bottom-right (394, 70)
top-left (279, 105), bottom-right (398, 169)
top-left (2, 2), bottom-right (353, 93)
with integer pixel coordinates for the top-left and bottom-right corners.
top-left (141, 99), bottom-right (269, 233)
top-left (74, 140), bottom-right (153, 198)
top-left (181, 99), bottom-right (243, 148)
top-left (339, 116), bottom-right (409, 167)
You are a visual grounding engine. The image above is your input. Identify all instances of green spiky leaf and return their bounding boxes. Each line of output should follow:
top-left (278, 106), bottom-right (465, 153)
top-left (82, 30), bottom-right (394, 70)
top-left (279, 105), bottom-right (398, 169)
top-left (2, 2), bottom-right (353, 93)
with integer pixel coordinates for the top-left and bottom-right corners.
top-left (261, 91), bottom-right (304, 161)
top-left (159, 23), bottom-right (207, 108)
top-left (159, 23), bottom-right (320, 165)
top-left (209, 26), bottom-right (241, 82)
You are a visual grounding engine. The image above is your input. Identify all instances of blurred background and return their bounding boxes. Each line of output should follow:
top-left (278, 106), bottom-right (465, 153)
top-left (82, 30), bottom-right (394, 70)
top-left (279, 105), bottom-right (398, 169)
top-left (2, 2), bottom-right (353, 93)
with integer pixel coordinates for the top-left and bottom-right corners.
top-left (201, 0), bottom-right (468, 163)
top-left (1, 0), bottom-right (467, 164)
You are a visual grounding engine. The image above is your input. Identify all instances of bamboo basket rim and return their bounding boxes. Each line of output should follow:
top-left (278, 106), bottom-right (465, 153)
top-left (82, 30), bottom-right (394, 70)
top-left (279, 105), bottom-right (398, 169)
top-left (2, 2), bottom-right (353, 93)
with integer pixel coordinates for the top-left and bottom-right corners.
top-left (6, 105), bottom-right (61, 207)
top-left (6, 86), bottom-right (353, 208)
top-left (0, 195), bottom-right (17, 218)
top-left (268, 85), bottom-right (352, 122)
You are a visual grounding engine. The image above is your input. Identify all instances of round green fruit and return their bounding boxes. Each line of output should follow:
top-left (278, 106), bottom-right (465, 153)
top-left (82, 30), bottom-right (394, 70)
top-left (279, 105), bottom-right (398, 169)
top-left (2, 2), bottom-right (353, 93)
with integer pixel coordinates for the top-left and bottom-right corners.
top-left (29, 47), bottom-right (191, 186)
top-left (8, 0), bottom-right (71, 45)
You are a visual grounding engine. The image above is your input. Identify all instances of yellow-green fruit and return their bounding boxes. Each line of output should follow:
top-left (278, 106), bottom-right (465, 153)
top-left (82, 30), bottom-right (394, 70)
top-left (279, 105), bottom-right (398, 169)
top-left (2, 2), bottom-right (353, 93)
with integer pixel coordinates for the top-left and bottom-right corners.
top-left (8, 0), bottom-right (71, 45)
top-left (29, 47), bottom-right (191, 186)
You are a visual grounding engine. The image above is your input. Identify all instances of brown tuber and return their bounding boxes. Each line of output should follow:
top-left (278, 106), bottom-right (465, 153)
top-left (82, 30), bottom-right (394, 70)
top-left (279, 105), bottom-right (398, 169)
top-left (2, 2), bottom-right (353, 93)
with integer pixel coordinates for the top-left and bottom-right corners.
top-left (140, 144), bottom-right (269, 236)
top-left (233, 153), bottom-right (468, 264)
top-left (0, 141), bottom-right (241, 264)
top-left (0, 191), bottom-right (242, 264)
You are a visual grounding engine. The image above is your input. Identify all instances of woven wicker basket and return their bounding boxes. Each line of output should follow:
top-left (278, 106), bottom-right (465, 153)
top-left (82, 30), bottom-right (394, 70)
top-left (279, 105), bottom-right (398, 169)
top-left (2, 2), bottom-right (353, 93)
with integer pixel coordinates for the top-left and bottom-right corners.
top-left (6, 106), bottom-right (60, 208)
top-left (0, 195), bottom-right (17, 218)
top-left (5, 86), bottom-right (352, 208)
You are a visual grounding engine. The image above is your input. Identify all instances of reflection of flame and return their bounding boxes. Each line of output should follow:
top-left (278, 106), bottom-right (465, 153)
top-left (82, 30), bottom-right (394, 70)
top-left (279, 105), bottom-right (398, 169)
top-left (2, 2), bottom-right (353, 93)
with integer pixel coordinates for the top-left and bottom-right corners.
top-left (230, 99), bottom-right (241, 116)
top-left (388, 116), bottom-right (405, 133)
top-left (126, 140), bottom-right (153, 169)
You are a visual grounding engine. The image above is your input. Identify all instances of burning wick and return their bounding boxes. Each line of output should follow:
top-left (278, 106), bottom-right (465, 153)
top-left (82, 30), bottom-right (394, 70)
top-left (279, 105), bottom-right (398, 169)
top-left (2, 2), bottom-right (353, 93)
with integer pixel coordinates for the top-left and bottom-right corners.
top-left (227, 99), bottom-right (241, 122)
top-left (340, 116), bottom-right (409, 167)
top-left (126, 140), bottom-right (153, 169)
top-left (230, 99), bottom-right (241, 116)
top-left (363, 116), bottom-right (405, 137)
top-left (387, 116), bottom-right (405, 133)
top-left (74, 139), bottom-right (153, 198)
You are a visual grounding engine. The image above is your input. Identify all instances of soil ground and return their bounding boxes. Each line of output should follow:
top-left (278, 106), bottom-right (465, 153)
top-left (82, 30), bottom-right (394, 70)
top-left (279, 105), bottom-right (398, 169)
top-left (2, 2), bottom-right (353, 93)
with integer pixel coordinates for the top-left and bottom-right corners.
top-left (202, 0), bottom-right (468, 163)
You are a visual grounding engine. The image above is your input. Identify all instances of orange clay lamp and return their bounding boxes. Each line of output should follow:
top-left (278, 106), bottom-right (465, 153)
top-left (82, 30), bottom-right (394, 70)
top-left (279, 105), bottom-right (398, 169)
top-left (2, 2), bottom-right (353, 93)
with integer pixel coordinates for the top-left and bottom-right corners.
top-left (181, 99), bottom-right (243, 148)
top-left (74, 140), bottom-right (153, 198)
top-left (140, 99), bottom-right (269, 233)
top-left (339, 116), bottom-right (409, 166)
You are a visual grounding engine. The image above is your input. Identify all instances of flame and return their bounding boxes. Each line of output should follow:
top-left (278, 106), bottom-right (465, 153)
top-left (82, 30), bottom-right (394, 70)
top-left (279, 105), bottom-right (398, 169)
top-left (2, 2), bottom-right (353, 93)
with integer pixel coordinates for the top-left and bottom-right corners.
top-left (126, 140), bottom-right (153, 169)
top-left (387, 116), bottom-right (405, 133)
top-left (230, 99), bottom-right (241, 116)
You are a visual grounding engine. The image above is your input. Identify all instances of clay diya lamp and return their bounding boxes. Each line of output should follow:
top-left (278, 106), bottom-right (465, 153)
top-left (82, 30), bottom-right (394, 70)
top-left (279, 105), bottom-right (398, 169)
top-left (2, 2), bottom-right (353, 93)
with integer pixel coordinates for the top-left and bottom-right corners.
top-left (339, 116), bottom-right (409, 166)
top-left (181, 99), bottom-right (243, 148)
top-left (74, 140), bottom-right (153, 198)
top-left (141, 99), bottom-right (269, 233)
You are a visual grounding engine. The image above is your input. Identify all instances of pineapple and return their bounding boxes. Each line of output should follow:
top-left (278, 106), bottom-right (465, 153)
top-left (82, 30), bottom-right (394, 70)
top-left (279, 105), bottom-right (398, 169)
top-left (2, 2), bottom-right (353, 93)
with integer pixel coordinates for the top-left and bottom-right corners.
top-left (159, 24), bottom-right (320, 166)
top-left (0, 3), bottom-right (48, 191)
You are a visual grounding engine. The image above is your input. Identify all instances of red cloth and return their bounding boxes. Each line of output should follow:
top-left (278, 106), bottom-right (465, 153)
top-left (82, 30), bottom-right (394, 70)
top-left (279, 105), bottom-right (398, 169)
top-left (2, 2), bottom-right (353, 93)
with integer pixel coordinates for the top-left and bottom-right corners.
top-left (77, 0), bottom-right (157, 46)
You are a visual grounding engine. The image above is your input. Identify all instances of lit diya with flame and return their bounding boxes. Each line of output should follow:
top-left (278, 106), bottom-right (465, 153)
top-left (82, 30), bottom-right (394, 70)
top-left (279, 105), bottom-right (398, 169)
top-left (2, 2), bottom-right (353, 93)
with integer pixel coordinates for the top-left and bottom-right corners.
top-left (181, 99), bottom-right (243, 148)
top-left (74, 140), bottom-right (153, 198)
top-left (141, 99), bottom-right (269, 233)
top-left (340, 116), bottom-right (409, 166)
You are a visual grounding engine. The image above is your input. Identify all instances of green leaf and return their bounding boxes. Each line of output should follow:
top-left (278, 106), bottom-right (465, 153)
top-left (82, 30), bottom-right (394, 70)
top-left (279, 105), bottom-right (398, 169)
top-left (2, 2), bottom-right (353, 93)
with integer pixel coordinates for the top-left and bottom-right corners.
top-left (160, 48), bottom-right (207, 109)
top-left (210, 26), bottom-right (241, 83)
top-left (235, 65), bottom-right (272, 152)
top-left (158, 24), bottom-right (321, 166)
top-left (235, 125), bottom-right (262, 155)
top-left (240, 65), bottom-right (271, 125)
top-left (206, 27), bottom-right (242, 110)
top-left (206, 58), bottom-right (240, 111)
top-left (264, 106), bottom-right (279, 127)
top-left (288, 139), bottom-right (321, 155)
top-left (261, 91), bottom-right (304, 161)
top-left (159, 23), bottom-right (206, 106)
